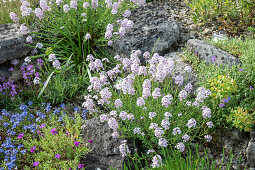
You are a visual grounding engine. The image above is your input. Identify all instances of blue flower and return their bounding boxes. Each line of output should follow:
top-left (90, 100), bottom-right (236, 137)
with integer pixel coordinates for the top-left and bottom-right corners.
top-left (74, 107), bottom-right (80, 112)
top-left (19, 104), bottom-right (28, 111)
top-left (60, 103), bottom-right (65, 109)
top-left (53, 108), bottom-right (60, 114)
top-left (3, 122), bottom-right (9, 128)
top-left (28, 100), bottom-right (33, 106)
top-left (21, 149), bottom-right (26, 154)
top-left (219, 103), bottom-right (225, 107)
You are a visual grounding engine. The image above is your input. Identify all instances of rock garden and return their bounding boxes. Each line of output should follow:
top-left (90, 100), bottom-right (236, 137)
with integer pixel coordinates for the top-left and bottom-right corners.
top-left (0, 0), bottom-right (255, 169)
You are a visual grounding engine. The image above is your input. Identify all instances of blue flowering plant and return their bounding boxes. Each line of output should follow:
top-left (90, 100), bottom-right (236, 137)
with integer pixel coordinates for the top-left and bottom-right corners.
top-left (0, 102), bottom-right (89, 169)
top-left (82, 50), bottom-right (215, 166)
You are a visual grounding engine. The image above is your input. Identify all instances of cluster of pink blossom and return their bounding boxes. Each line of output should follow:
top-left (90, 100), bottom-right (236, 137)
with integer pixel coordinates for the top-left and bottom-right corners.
top-left (175, 142), bottom-right (185, 152)
top-left (151, 155), bottom-right (163, 168)
top-left (196, 86), bottom-right (212, 103)
top-left (187, 118), bottom-right (196, 128)
top-left (0, 77), bottom-right (17, 100)
top-left (172, 127), bottom-right (181, 135)
top-left (48, 54), bottom-right (61, 70)
top-left (82, 95), bottom-right (96, 113)
top-left (10, 12), bottom-right (19, 24)
top-left (119, 140), bottom-right (131, 157)
top-left (20, 0), bottom-right (32, 17)
top-left (161, 94), bottom-right (173, 107)
top-left (88, 55), bottom-right (104, 72)
top-left (99, 87), bottom-right (112, 104)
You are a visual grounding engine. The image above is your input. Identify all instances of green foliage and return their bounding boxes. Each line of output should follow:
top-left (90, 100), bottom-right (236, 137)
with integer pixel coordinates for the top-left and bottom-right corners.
top-left (227, 107), bottom-right (255, 132)
top-left (0, 102), bottom-right (88, 169)
top-left (22, 113), bottom-right (88, 169)
top-left (122, 145), bottom-right (234, 170)
top-left (0, 0), bottom-right (38, 24)
top-left (42, 70), bottom-right (88, 104)
top-left (185, 0), bottom-right (255, 35)
top-left (180, 36), bottom-right (255, 129)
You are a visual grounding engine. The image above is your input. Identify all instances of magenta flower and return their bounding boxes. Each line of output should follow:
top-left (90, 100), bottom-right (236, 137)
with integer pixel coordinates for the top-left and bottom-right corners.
top-left (31, 146), bottom-right (36, 153)
top-left (40, 124), bottom-right (46, 129)
top-left (74, 141), bottom-right (80, 146)
top-left (211, 56), bottom-right (216, 62)
top-left (78, 164), bottom-right (85, 168)
top-left (219, 103), bottom-right (225, 107)
top-left (88, 140), bottom-right (93, 143)
top-left (50, 128), bottom-right (57, 135)
top-left (33, 161), bottom-right (39, 167)
top-left (17, 133), bottom-right (24, 139)
top-left (55, 154), bottom-right (61, 159)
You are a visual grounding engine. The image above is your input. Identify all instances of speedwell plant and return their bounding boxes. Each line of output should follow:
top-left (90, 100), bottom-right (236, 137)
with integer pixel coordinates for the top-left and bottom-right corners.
top-left (82, 50), bottom-right (215, 166)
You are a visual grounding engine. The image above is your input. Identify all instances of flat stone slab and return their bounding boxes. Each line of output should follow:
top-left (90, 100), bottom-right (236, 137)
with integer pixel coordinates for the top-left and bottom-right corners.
top-left (0, 24), bottom-right (32, 64)
top-left (187, 39), bottom-right (240, 67)
top-left (111, 2), bottom-right (188, 58)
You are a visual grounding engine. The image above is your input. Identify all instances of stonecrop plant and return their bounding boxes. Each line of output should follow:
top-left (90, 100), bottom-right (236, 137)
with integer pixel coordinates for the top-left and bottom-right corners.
top-left (82, 49), bottom-right (215, 166)
top-left (227, 107), bottom-right (255, 132)
top-left (0, 102), bottom-right (88, 169)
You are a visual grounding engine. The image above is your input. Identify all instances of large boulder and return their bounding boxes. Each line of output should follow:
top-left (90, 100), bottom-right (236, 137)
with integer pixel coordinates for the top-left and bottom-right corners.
top-left (187, 39), bottom-right (240, 67)
top-left (111, 2), bottom-right (188, 59)
top-left (81, 118), bottom-right (135, 170)
top-left (0, 24), bottom-right (32, 64)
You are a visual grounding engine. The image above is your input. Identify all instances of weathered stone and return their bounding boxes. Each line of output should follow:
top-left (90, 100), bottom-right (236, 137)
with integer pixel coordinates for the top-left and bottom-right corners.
top-left (246, 139), bottom-right (255, 165)
top-left (187, 39), bottom-right (240, 67)
top-left (0, 24), bottom-right (32, 64)
top-left (81, 118), bottom-right (134, 170)
top-left (111, 2), bottom-right (188, 59)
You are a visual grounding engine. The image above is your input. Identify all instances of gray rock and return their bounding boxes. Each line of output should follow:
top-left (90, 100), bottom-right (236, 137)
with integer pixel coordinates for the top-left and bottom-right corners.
top-left (246, 139), bottom-right (255, 165)
top-left (0, 24), bottom-right (32, 64)
top-left (111, 2), bottom-right (188, 59)
top-left (81, 118), bottom-right (134, 170)
top-left (187, 39), bottom-right (240, 67)
top-left (250, 130), bottom-right (255, 139)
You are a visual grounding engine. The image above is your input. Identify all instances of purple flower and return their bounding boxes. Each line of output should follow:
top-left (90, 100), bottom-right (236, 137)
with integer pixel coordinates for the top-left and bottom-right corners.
top-left (17, 133), bottom-right (24, 139)
top-left (239, 68), bottom-right (243, 71)
top-left (55, 154), bottom-right (61, 159)
top-left (31, 146), bottom-right (36, 153)
top-left (78, 164), bottom-right (85, 168)
top-left (33, 161), bottom-right (39, 167)
top-left (250, 86), bottom-right (254, 90)
top-left (50, 128), bottom-right (57, 135)
top-left (39, 124), bottom-right (46, 129)
top-left (222, 97), bottom-right (230, 103)
top-left (211, 56), bottom-right (216, 62)
top-left (219, 103), bottom-right (225, 107)
top-left (74, 141), bottom-right (80, 146)
top-left (88, 140), bottom-right (93, 143)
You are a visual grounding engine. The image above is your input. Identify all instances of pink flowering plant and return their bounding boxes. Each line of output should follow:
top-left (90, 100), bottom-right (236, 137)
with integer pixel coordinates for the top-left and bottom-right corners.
top-left (83, 50), bottom-right (214, 157)
top-left (10, 0), bottom-right (145, 73)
